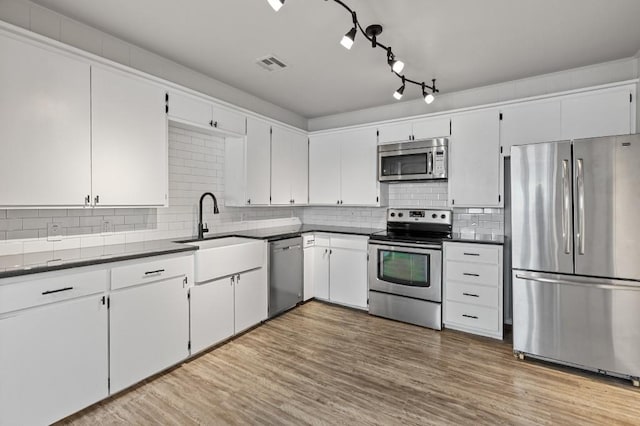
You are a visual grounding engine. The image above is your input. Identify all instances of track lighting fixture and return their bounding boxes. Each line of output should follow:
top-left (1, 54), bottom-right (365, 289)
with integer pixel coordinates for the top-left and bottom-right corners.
top-left (340, 12), bottom-right (358, 50)
top-left (266, 0), bottom-right (440, 103)
top-left (267, 0), bottom-right (285, 12)
top-left (422, 82), bottom-right (436, 104)
top-left (394, 77), bottom-right (406, 100)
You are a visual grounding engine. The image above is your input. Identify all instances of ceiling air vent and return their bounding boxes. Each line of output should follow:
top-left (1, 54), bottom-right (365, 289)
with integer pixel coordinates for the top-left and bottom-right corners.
top-left (256, 54), bottom-right (288, 72)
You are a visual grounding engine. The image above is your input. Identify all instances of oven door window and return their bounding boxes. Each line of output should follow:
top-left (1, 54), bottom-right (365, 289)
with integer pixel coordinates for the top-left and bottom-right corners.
top-left (381, 153), bottom-right (427, 177)
top-left (378, 250), bottom-right (430, 287)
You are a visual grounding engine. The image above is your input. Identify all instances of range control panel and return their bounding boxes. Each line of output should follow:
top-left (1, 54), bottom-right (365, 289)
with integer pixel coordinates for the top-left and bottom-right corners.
top-left (387, 208), bottom-right (452, 225)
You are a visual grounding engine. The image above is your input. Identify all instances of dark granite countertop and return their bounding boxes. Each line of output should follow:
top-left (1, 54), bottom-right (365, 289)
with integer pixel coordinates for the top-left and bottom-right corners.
top-left (449, 233), bottom-right (505, 245)
top-left (0, 225), bottom-right (383, 280)
top-left (0, 240), bottom-right (197, 279)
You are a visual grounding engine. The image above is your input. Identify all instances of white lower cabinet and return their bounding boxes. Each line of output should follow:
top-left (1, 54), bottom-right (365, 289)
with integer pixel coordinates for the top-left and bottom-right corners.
top-left (190, 276), bottom-right (235, 354)
top-left (234, 268), bottom-right (268, 333)
top-left (109, 275), bottom-right (190, 394)
top-left (443, 242), bottom-right (503, 339)
top-left (0, 270), bottom-right (109, 426)
top-left (303, 234), bottom-right (368, 309)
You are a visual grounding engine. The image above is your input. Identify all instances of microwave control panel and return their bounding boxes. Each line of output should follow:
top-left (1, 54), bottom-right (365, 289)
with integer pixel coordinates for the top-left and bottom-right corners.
top-left (433, 150), bottom-right (446, 176)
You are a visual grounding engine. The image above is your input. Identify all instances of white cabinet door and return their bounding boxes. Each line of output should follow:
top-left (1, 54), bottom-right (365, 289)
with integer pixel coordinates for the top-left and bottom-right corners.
top-left (168, 91), bottom-right (212, 128)
top-left (245, 118), bottom-right (272, 205)
top-left (378, 122), bottom-right (412, 144)
top-left (0, 296), bottom-right (108, 425)
top-left (309, 133), bottom-right (341, 205)
top-left (0, 35), bottom-right (91, 207)
top-left (500, 100), bottom-right (562, 155)
top-left (235, 268), bottom-right (268, 333)
top-left (212, 105), bottom-right (246, 135)
top-left (329, 248), bottom-right (368, 309)
top-left (561, 87), bottom-right (633, 140)
top-left (450, 110), bottom-right (502, 207)
top-left (340, 128), bottom-right (379, 205)
top-left (312, 246), bottom-right (330, 300)
top-left (109, 277), bottom-right (189, 394)
top-left (190, 276), bottom-right (234, 354)
top-left (303, 247), bottom-right (314, 301)
top-left (91, 67), bottom-right (168, 207)
top-left (412, 116), bottom-right (451, 139)
top-left (290, 132), bottom-right (309, 205)
top-left (270, 126), bottom-right (293, 205)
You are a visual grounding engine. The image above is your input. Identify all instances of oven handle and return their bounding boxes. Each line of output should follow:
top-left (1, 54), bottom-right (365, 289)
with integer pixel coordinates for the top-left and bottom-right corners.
top-left (368, 241), bottom-right (442, 251)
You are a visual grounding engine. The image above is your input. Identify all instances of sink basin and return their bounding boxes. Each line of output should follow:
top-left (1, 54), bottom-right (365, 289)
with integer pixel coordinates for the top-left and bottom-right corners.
top-left (184, 236), bottom-right (257, 250)
top-left (185, 237), bottom-right (266, 283)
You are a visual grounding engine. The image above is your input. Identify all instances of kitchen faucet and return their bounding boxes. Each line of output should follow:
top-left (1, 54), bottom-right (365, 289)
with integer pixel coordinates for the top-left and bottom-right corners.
top-left (198, 192), bottom-right (219, 239)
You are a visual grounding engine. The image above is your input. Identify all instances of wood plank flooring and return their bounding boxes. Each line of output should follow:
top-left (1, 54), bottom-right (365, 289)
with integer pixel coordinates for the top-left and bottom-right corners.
top-left (59, 301), bottom-right (640, 425)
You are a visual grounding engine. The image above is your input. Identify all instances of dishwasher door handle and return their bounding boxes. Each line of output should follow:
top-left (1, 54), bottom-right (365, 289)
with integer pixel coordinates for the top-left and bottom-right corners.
top-left (281, 245), bottom-right (302, 251)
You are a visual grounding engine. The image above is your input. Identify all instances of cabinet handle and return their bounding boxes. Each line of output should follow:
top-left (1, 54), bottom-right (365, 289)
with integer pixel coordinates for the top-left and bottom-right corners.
top-left (42, 286), bottom-right (73, 295)
top-left (463, 252), bottom-right (480, 257)
top-left (231, 275), bottom-right (235, 285)
top-left (144, 269), bottom-right (165, 276)
top-left (94, 195), bottom-right (100, 204)
top-left (463, 273), bottom-right (480, 277)
top-left (462, 292), bottom-right (480, 298)
top-left (209, 120), bottom-right (214, 127)
top-left (237, 274), bottom-right (241, 282)
top-left (247, 198), bottom-right (251, 204)
top-left (337, 200), bottom-right (340, 205)
top-left (85, 195), bottom-right (90, 205)
top-left (462, 314), bottom-right (479, 319)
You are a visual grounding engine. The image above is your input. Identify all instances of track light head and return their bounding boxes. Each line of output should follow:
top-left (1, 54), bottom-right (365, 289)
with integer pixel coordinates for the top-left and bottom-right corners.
top-left (267, 0), bottom-right (285, 12)
top-left (341, 27), bottom-right (357, 50)
top-left (424, 93), bottom-right (435, 104)
top-left (393, 85), bottom-right (405, 101)
top-left (391, 59), bottom-right (405, 73)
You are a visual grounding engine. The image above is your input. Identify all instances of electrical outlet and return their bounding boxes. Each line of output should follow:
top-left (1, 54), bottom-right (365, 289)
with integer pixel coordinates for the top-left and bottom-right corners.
top-left (47, 222), bottom-right (63, 241)
top-left (102, 220), bottom-right (113, 234)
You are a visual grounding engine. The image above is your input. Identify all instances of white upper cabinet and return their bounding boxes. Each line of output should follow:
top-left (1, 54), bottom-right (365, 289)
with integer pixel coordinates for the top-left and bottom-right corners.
top-left (411, 116), bottom-right (451, 140)
top-left (0, 35), bottom-right (91, 207)
top-left (500, 99), bottom-right (562, 155)
top-left (378, 116), bottom-right (450, 144)
top-left (167, 91), bottom-right (212, 129)
top-left (271, 126), bottom-right (308, 205)
top-left (309, 128), bottom-right (385, 206)
top-left (309, 133), bottom-right (342, 205)
top-left (168, 91), bottom-right (246, 135)
top-left (561, 86), bottom-right (634, 140)
top-left (245, 118), bottom-right (271, 205)
top-left (340, 128), bottom-right (380, 205)
top-left (377, 122), bottom-right (413, 144)
top-left (91, 67), bottom-right (168, 207)
top-left (449, 109), bottom-right (502, 208)
top-left (212, 105), bottom-right (246, 135)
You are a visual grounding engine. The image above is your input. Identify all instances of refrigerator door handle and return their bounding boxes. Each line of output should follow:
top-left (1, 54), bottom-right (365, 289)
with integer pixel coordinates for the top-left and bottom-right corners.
top-left (514, 274), bottom-right (640, 290)
top-left (562, 159), bottom-right (571, 254)
top-left (576, 158), bottom-right (585, 255)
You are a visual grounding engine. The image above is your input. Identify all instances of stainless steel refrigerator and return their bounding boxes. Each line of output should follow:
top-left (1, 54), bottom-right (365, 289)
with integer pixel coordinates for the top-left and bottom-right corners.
top-left (511, 133), bottom-right (640, 386)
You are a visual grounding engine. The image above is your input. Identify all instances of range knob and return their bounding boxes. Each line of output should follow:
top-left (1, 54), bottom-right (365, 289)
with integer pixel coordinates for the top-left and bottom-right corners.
top-left (390, 212), bottom-right (396, 217)
top-left (432, 213), bottom-right (437, 219)
top-left (441, 214), bottom-right (446, 219)
top-left (398, 213), bottom-right (404, 218)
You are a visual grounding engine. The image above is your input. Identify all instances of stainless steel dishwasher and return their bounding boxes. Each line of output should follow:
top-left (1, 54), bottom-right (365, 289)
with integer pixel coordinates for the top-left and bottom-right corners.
top-left (268, 237), bottom-right (303, 318)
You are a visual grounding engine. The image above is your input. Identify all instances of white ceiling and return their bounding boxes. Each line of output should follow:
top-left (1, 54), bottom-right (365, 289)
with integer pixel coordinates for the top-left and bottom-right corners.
top-left (32, 0), bottom-right (640, 118)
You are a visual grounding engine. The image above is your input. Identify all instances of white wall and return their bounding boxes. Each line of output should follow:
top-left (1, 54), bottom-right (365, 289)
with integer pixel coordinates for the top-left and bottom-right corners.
top-left (309, 57), bottom-right (640, 131)
top-left (0, 0), bottom-right (307, 129)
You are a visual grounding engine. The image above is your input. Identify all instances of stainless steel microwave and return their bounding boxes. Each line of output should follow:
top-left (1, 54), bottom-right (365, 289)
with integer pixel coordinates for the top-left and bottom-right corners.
top-left (378, 138), bottom-right (448, 182)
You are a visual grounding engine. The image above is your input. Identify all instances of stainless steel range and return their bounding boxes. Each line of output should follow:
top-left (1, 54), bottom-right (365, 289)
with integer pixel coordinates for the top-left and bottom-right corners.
top-left (368, 208), bottom-right (452, 330)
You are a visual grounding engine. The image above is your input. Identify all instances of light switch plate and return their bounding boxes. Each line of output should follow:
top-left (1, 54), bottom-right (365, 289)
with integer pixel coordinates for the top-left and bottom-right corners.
top-left (47, 222), bottom-right (63, 241)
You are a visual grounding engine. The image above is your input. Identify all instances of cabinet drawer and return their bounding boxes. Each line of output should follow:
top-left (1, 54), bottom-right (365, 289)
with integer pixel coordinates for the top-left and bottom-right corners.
top-left (446, 281), bottom-right (499, 308)
top-left (445, 301), bottom-right (500, 332)
top-left (446, 261), bottom-right (499, 287)
top-left (111, 255), bottom-right (192, 290)
top-left (0, 269), bottom-right (108, 315)
top-left (314, 234), bottom-right (331, 247)
top-left (445, 243), bottom-right (500, 264)
top-left (330, 235), bottom-right (368, 250)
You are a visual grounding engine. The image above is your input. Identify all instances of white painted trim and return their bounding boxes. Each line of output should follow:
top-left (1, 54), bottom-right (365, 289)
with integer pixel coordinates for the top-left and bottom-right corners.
top-left (309, 80), bottom-right (639, 136)
top-left (0, 19), bottom-right (307, 134)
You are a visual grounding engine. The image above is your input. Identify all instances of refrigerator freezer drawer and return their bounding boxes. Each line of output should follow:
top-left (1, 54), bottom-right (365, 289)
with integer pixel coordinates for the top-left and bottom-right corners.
top-left (513, 271), bottom-right (640, 379)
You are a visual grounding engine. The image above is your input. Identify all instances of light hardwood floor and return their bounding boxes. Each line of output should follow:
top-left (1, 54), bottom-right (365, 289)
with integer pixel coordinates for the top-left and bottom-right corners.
top-left (59, 301), bottom-right (640, 425)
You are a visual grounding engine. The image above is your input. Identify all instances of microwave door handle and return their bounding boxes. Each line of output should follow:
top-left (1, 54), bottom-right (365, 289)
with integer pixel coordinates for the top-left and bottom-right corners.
top-left (427, 151), bottom-right (433, 175)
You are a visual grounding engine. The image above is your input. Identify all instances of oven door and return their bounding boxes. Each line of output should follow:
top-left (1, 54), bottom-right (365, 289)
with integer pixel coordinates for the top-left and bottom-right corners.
top-left (368, 241), bottom-right (442, 302)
